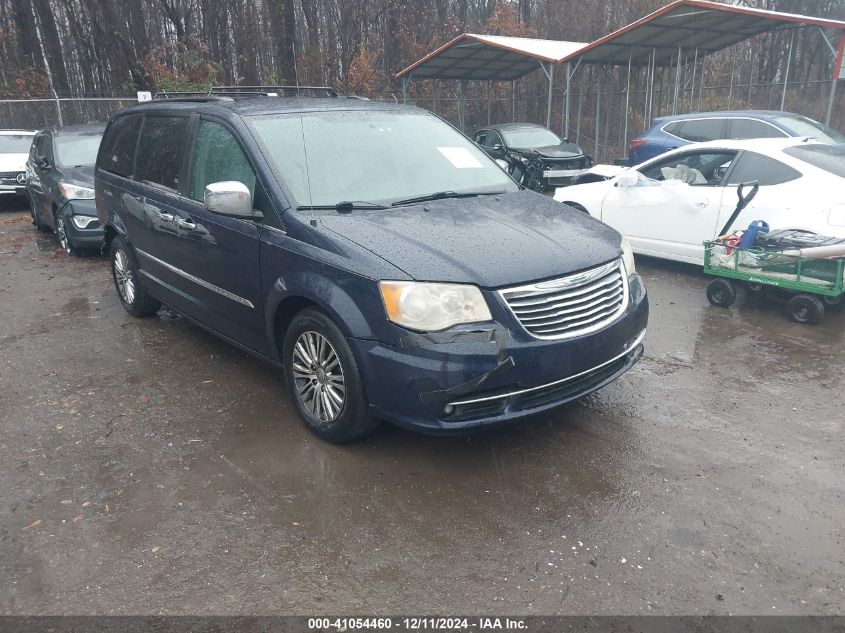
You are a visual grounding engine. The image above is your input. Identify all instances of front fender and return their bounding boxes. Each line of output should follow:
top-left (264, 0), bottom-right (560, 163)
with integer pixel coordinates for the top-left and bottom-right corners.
top-left (263, 269), bottom-right (389, 362)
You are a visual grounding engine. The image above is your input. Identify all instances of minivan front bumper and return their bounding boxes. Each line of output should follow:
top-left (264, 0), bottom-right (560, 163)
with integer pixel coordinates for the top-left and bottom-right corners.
top-left (350, 273), bottom-right (648, 432)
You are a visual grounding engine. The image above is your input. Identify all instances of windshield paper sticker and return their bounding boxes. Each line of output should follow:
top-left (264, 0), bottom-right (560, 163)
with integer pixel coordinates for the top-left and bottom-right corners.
top-left (437, 146), bottom-right (484, 169)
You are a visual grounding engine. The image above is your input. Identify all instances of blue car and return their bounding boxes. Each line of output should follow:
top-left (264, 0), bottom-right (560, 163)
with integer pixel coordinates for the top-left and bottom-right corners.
top-left (627, 110), bottom-right (845, 165)
top-left (96, 94), bottom-right (648, 443)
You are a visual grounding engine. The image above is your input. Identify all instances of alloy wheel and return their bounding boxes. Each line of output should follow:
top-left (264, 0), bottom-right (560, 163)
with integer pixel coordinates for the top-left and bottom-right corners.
top-left (113, 249), bottom-right (136, 305)
top-left (56, 217), bottom-right (70, 254)
top-left (291, 330), bottom-right (346, 424)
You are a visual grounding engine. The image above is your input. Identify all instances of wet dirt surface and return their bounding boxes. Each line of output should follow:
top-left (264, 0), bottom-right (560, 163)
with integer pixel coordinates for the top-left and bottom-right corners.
top-left (1, 199), bottom-right (843, 615)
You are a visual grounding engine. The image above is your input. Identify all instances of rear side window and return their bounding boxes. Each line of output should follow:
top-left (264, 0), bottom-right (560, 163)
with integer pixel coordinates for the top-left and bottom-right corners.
top-left (135, 116), bottom-right (189, 190)
top-left (674, 119), bottom-right (724, 142)
top-left (726, 151), bottom-right (801, 186)
top-left (663, 121), bottom-right (683, 136)
top-left (783, 144), bottom-right (845, 178)
top-left (98, 115), bottom-right (141, 178)
top-left (728, 118), bottom-right (785, 140)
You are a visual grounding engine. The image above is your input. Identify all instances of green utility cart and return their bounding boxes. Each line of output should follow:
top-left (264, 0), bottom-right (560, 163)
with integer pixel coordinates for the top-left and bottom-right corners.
top-left (703, 241), bottom-right (845, 324)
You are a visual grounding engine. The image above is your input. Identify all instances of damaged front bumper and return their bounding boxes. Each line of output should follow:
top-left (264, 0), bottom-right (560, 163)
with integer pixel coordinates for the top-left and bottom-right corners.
top-left (350, 274), bottom-right (648, 432)
top-left (60, 199), bottom-right (105, 249)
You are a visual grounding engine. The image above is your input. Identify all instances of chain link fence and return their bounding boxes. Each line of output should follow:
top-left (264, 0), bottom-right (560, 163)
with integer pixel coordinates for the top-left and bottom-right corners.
top-left (0, 98), bottom-right (136, 131)
top-left (1, 81), bottom-right (840, 166)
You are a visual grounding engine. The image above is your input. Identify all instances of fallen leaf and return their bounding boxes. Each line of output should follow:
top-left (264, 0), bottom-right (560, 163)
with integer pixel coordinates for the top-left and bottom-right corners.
top-left (24, 519), bottom-right (43, 530)
top-left (81, 501), bottom-right (91, 508)
top-left (292, 522), bottom-right (300, 527)
top-left (105, 504), bottom-right (110, 513)
top-left (73, 514), bottom-right (83, 522)
top-left (151, 545), bottom-right (160, 553)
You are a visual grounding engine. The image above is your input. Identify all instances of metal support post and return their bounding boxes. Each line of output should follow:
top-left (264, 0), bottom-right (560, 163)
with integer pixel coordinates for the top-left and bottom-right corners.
top-left (623, 49), bottom-right (632, 150)
top-left (781, 30), bottom-right (795, 111)
top-left (595, 66), bottom-right (602, 162)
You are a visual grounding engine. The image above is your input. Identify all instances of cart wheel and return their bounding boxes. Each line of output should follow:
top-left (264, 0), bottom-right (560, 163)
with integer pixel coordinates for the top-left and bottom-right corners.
top-left (707, 279), bottom-right (736, 308)
top-left (788, 294), bottom-right (824, 325)
top-left (746, 281), bottom-right (764, 295)
top-left (821, 294), bottom-right (844, 312)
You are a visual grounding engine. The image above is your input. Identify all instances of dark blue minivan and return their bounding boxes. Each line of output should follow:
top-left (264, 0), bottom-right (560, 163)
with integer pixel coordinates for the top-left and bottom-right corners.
top-left (95, 96), bottom-right (648, 442)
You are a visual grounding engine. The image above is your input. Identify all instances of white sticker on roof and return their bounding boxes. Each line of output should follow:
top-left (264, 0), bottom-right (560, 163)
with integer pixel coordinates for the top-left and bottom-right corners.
top-left (437, 146), bottom-right (484, 168)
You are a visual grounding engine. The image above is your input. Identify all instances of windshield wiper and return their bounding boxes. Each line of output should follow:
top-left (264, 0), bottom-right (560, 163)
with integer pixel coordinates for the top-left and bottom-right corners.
top-left (297, 201), bottom-right (388, 213)
top-left (390, 190), bottom-right (502, 207)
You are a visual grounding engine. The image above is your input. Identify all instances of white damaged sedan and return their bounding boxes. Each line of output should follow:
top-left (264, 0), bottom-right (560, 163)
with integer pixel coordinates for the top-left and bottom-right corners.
top-left (554, 138), bottom-right (845, 264)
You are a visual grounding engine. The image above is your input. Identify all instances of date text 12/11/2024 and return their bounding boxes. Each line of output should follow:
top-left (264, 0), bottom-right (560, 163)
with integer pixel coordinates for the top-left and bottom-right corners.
top-left (307, 617), bottom-right (527, 630)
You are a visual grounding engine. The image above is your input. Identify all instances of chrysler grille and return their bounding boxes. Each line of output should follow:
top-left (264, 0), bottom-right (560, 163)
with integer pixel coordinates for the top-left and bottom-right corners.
top-left (499, 260), bottom-right (627, 340)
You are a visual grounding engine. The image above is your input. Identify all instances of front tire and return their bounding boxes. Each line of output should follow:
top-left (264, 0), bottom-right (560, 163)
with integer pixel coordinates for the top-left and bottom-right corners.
top-left (283, 308), bottom-right (378, 443)
top-left (110, 236), bottom-right (160, 317)
top-left (55, 214), bottom-right (78, 256)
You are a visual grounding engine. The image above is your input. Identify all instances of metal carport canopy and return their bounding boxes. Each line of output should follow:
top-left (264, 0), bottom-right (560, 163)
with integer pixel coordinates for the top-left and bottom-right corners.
top-left (560, 0), bottom-right (845, 67)
top-left (395, 34), bottom-right (586, 81)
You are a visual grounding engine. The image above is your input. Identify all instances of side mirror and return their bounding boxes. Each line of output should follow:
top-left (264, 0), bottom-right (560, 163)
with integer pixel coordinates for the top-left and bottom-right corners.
top-left (204, 181), bottom-right (254, 217)
top-left (615, 170), bottom-right (639, 188)
top-left (492, 144), bottom-right (504, 154)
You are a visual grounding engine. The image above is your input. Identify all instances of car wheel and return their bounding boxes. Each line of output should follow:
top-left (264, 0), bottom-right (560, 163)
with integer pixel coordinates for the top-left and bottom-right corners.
top-left (30, 197), bottom-right (45, 231)
top-left (55, 214), bottom-right (79, 256)
top-left (110, 236), bottom-right (161, 317)
top-left (706, 278), bottom-right (736, 308)
top-left (563, 202), bottom-right (589, 214)
top-left (788, 294), bottom-right (824, 325)
top-left (283, 308), bottom-right (379, 443)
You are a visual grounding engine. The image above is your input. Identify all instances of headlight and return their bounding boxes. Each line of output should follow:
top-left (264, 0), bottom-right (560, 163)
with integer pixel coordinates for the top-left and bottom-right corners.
top-left (71, 215), bottom-right (98, 229)
top-left (620, 236), bottom-right (636, 275)
top-left (59, 182), bottom-right (95, 200)
top-left (379, 281), bottom-right (492, 331)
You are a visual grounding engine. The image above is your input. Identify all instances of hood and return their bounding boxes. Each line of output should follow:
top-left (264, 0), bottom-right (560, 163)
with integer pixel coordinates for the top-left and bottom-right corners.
top-left (0, 153), bottom-right (28, 173)
top-left (318, 190), bottom-right (621, 288)
top-left (60, 164), bottom-right (95, 186)
top-left (512, 143), bottom-right (584, 159)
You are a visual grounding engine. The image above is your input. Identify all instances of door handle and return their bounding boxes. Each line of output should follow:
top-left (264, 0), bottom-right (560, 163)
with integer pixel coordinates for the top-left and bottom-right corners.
top-left (694, 200), bottom-right (709, 208)
top-left (158, 211), bottom-right (174, 222)
top-left (175, 218), bottom-right (197, 231)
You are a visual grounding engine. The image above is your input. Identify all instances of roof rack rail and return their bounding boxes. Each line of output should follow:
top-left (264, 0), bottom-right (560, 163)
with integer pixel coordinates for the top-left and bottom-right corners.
top-left (152, 91), bottom-right (233, 103)
top-left (208, 85), bottom-right (338, 97)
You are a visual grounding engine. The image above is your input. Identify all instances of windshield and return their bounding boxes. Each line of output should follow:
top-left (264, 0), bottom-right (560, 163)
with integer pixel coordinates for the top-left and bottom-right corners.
top-left (0, 134), bottom-right (34, 153)
top-left (783, 144), bottom-right (845, 178)
top-left (774, 116), bottom-right (845, 144)
top-left (55, 133), bottom-right (103, 167)
top-left (249, 110), bottom-right (517, 207)
top-left (501, 126), bottom-right (562, 149)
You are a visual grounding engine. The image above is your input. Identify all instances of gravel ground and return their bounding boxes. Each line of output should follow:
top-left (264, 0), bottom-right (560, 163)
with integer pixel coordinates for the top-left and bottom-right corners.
top-left (1, 199), bottom-right (843, 615)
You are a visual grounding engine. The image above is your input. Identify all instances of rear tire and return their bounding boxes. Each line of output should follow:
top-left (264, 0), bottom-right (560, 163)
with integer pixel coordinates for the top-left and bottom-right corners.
top-left (30, 197), bottom-right (46, 231)
top-left (283, 308), bottom-right (379, 443)
top-left (110, 236), bottom-right (160, 317)
top-left (707, 278), bottom-right (736, 308)
top-left (788, 294), bottom-right (824, 325)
